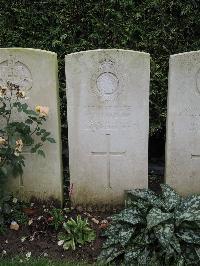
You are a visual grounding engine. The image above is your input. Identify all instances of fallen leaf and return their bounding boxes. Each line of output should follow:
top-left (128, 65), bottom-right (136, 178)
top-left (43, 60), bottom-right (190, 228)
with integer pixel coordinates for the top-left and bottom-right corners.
top-left (58, 240), bottom-right (64, 246)
top-left (10, 221), bottom-right (19, 231)
top-left (91, 218), bottom-right (99, 224)
top-left (47, 216), bottom-right (54, 222)
top-left (99, 223), bottom-right (109, 229)
top-left (28, 219), bottom-right (33, 225)
top-left (21, 236), bottom-right (27, 243)
top-left (84, 212), bottom-right (92, 218)
top-left (99, 219), bottom-right (109, 229)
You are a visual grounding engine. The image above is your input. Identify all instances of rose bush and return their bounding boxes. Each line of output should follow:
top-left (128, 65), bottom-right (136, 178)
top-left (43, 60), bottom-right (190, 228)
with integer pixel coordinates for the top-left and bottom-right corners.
top-left (0, 81), bottom-right (55, 188)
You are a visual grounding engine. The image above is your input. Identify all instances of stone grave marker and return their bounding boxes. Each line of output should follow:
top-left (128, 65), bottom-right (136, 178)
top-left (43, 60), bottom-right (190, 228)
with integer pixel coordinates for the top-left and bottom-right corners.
top-left (66, 49), bottom-right (150, 206)
top-left (0, 48), bottom-right (63, 202)
top-left (166, 51), bottom-right (200, 195)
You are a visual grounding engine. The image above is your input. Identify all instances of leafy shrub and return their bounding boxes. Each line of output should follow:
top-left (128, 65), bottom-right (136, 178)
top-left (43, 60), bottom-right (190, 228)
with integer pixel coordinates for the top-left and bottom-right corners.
top-left (58, 215), bottom-right (96, 250)
top-left (48, 207), bottom-right (65, 230)
top-left (98, 185), bottom-right (200, 265)
top-left (1, 1), bottom-right (200, 139)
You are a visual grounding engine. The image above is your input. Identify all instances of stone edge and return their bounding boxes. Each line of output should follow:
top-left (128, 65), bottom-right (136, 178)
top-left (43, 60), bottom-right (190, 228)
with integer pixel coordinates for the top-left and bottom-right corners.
top-left (0, 47), bottom-right (57, 56)
top-left (65, 49), bottom-right (150, 58)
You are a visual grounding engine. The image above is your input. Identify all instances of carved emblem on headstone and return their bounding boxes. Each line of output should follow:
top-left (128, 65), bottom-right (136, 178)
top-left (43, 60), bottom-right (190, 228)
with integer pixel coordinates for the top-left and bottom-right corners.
top-left (0, 55), bottom-right (32, 90)
top-left (91, 59), bottom-right (120, 102)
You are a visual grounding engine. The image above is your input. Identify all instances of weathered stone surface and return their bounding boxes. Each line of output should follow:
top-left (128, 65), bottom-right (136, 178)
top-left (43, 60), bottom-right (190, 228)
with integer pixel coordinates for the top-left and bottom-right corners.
top-left (0, 48), bottom-right (63, 202)
top-left (166, 51), bottom-right (200, 195)
top-left (66, 49), bottom-right (150, 206)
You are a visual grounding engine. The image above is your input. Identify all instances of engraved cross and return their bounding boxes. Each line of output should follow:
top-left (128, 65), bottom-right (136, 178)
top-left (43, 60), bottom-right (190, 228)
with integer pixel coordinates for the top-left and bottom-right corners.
top-left (7, 55), bottom-right (16, 81)
top-left (191, 154), bottom-right (200, 159)
top-left (91, 134), bottom-right (126, 188)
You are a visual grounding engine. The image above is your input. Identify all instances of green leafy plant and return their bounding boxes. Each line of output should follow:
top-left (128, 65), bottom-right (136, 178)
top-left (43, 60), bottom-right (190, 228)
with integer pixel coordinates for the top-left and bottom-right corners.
top-left (58, 215), bottom-right (96, 250)
top-left (48, 208), bottom-right (65, 230)
top-left (0, 193), bottom-right (11, 233)
top-left (0, 193), bottom-right (28, 234)
top-left (10, 197), bottom-right (28, 225)
top-left (98, 185), bottom-right (200, 265)
top-left (11, 208), bottom-right (28, 225)
top-left (0, 81), bottom-right (55, 180)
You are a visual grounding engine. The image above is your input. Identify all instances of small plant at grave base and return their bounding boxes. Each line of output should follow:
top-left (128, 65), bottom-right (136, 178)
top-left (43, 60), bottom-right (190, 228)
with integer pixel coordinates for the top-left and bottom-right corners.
top-left (0, 81), bottom-right (55, 185)
top-left (48, 207), bottom-right (65, 230)
top-left (0, 193), bottom-right (11, 234)
top-left (98, 184), bottom-right (200, 265)
top-left (0, 194), bottom-right (28, 233)
top-left (58, 215), bottom-right (96, 250)
top-left (10, 207), bottom-right (28, 226)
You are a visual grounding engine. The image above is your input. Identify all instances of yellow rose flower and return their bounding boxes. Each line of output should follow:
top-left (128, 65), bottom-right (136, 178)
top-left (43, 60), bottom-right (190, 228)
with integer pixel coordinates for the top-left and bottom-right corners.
top-left (14, 139), bottom-right (23, 156)
top-left (35, 105), bottom-right (49, 117)
top-left (39, 106), bottom-right (49, 117)
top-left (0, 137), bottom-right (6, 145)
top-left (35, 105), bottom-right (41, 113)
top-left (0, 86), bottom-right (7, 98)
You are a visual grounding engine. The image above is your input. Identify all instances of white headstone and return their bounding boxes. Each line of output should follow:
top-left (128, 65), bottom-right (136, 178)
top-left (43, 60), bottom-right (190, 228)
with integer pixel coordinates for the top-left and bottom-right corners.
top-left (66, 49), bottom-right (150, 206)
top-left (166, 51), bottom-right (200, 195)
top-left (0, 48), bottom-right (63, 203)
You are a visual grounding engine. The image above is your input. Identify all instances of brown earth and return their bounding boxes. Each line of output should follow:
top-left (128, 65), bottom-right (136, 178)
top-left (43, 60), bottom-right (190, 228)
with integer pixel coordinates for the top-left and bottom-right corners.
top-left (0, 207), bottom-right (112, 264)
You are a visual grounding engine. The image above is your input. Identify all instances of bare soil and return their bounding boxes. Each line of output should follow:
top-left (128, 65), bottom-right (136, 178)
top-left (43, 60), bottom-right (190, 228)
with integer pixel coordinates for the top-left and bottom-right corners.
top-left (0, 207), bottom-right (111, 264)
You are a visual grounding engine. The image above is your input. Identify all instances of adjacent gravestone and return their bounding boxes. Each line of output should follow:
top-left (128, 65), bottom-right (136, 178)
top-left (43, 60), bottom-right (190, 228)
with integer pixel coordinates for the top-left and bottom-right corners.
top-left (166, 51), bottom-right (200, 195)
top-left (66, 49), bottom-right (150, 206)
top-left (0, 48), bottom-right (63, 203)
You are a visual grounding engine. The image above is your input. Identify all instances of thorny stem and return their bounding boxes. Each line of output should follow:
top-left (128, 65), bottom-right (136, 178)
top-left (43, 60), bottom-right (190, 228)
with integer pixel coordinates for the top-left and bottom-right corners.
top-left (30, 121), bottom-right (40, 136)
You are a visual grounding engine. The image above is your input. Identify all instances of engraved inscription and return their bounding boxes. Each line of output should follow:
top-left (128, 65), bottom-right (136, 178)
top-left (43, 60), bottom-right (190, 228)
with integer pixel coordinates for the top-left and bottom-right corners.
top-left (91, 134), bottom-right (126, 188)
top-left (85, 106), bottom-right (134, 131)
top-left (189, 116), bottom-right (200, 132)
top-left (177, 107), bottom-right (200, 116)
top-left (0, 55), bottom-right (33, 90)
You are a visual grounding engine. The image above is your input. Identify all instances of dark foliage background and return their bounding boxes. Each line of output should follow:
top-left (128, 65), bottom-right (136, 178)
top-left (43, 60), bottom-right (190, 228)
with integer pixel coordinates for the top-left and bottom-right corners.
top-left (0, 0), bottom-right (200, 161)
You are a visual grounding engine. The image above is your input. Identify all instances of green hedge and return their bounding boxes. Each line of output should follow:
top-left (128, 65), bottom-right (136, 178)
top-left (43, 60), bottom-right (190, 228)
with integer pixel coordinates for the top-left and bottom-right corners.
top-left (0, 0), bottom-right (200, 137)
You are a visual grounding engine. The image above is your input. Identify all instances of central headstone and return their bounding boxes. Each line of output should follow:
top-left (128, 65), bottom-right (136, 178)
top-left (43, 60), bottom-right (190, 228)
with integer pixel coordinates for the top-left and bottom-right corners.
top-left (66, 49), bottom-right (150, 206)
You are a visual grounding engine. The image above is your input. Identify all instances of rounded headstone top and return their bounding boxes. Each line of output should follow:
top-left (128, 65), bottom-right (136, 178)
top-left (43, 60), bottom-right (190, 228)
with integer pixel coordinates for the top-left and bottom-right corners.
top-left (0, 47), bottom-right (56, 54)
top-left (65, 49), bottom-right (150, 58)
top-left (170, 50), bottom-right (200, 59)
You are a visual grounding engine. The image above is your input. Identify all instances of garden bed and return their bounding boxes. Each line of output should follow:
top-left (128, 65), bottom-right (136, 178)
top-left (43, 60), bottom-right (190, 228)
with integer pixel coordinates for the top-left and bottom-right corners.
top-left (0, 175), bottom-right (164, 264)
top-left (0, 199), bottom-right (113, 264)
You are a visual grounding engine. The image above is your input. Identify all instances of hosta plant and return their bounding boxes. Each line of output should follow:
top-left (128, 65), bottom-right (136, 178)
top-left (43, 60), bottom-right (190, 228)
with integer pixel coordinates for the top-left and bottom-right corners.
top-left (58, 215), bottom-right (96, 250)
top-left (98, 185), bottom-right (200, 265)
